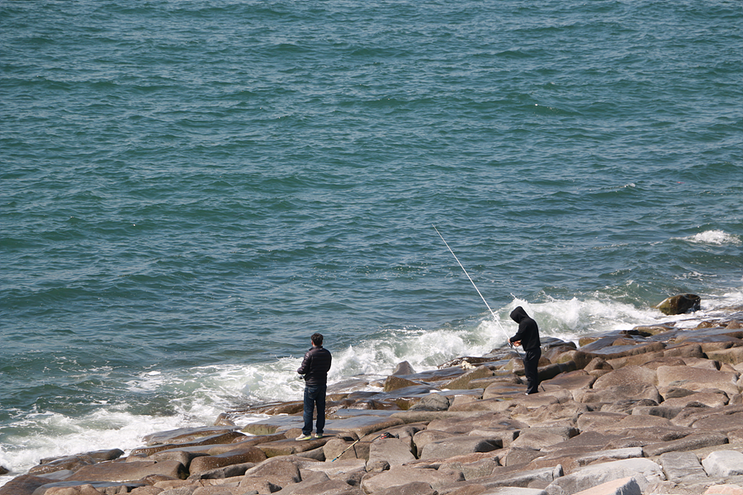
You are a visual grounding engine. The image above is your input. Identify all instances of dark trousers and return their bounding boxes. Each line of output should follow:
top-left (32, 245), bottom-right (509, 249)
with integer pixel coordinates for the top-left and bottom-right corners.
top-left (523, 348), bottom-right (541, 394)
top-left (302, 383), bottom-right (326, 436)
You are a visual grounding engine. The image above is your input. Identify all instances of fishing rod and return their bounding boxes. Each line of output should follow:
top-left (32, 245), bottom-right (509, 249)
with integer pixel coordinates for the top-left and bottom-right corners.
top-left (433, 225), bottom-right (520, 358)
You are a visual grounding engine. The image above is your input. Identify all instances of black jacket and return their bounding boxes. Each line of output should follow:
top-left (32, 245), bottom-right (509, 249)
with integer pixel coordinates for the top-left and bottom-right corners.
top-left (509, 306), bottom-right (541, 351)
top-left (297, 345), bottom-right (332, 386)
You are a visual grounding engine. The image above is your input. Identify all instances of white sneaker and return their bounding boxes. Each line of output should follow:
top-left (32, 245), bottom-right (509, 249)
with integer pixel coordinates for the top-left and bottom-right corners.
top-left (295, 434), bottom-right (312, 441)
top-left (312, 433), bottom-right (323, 439)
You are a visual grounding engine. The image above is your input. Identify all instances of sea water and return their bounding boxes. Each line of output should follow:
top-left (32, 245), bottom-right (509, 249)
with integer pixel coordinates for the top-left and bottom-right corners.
top-left (1, 0), bottom-right (742, 483)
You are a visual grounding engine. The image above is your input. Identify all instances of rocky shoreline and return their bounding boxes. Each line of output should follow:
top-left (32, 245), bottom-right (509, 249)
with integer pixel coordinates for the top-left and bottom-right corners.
top-left (4, 303), bottom-right (743, 495)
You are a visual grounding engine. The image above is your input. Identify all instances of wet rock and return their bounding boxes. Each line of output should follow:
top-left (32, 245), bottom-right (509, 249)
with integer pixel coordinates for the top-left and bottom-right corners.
top-left (442, 366), bottom-right (493, 390)
top-left (142, 427), bottom-right (242, 446)
top-left (392, 361), bottom-right (417, 376)
top-left (67, 460), bottom-right (186, 482)
top-left (657, 294), bottom-right (701, 315)
top-left (0, 475), bottom-right (63, 495)
top-left (29, 449), bottom-right (125, 476)
top-left (188, 447), bottom-right (267, 475)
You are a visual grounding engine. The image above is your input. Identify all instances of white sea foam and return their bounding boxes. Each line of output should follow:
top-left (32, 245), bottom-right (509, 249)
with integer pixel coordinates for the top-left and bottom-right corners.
top-left (680, 230), bottom-right (741, 246)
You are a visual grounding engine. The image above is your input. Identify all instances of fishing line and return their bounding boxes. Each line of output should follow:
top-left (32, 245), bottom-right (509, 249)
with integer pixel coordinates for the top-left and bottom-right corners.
top-left (433, 225), bottom-right (520, 358)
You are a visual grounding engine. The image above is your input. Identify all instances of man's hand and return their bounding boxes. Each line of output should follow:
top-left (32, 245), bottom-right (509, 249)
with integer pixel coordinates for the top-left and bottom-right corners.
top-left (512, 340), bottom-right (522, 347)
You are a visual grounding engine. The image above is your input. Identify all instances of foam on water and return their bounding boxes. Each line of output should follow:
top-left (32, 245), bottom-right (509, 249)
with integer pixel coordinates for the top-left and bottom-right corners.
top-left (679, 230), bottom-right (742, 246)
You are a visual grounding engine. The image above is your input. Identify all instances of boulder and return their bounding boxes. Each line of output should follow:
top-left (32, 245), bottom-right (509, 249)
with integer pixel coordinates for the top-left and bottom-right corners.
top-left (510, 427), bottom-right (578, 451)
top-left (657, 294), bottom-right (701, 315)
top-left (480, 465), bottom-right (562, 489)
top-left (42, 484), bottom-right (120, 495)
top-left (413, 430), bottom-right (457, 456)
top-left (574, 447), bottom-right (644, 467)
top-left (381, 481), bottom-right (436, 495)
top-left (573, 476), bottom-right (641, 495)
top-left (187, 461), bottom-right (256, 480)
top-left (273, 471), bottom-right (361, 495)
top-left (188, 447), bottom-right (267, 475)
top-left (392, 362), bottom-right (417, 376)
top-left (441, 366), bottom-right (493, 390)
top-left (29, 449), bottom-right (125, 476)
top-left (383, 376), bottom-right (420, 392)
top-left (540, 370), bottom-right (595, 393)
top-left (256, 436), bottom-right (330, 457)
top-left (409, 393), bottom-right (451, 411)
top-left (142, 427), bottom-right (242, 446)
top-left (0, 474), bottom-right (53, 495)
top-left (67, 460), bottom-right (186, 482)
top-left (439, 454), bottom-right (500, 480)
top-left (544, 458), bottom-right (664, 494)
top-left (659, 451), bottom-right (707, 483)
top-left (703, 486), bottom-right (743, 495)
top-left (661, 391), bottom-right (729, 408)
top-left (366, 437), bottom-right (415, 468)
top-left (656, 365), bottom-right (739, 396)
top-left (702, 450), bottom-right (743, 477)
top-left (360, 465), bottom-right (464, 493)
top-left (241, 457), bottom-right (302, 489)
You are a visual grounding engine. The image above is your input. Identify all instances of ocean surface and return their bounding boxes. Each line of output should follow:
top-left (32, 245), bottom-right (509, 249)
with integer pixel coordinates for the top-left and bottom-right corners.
top-left (1, 0), bottom-right (742, 483)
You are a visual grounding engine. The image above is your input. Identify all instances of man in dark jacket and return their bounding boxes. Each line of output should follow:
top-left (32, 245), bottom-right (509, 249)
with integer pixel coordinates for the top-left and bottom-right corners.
top-left (508, 306), bottom-right (541, 395)
top-left (296, 333), bottom-right (332, 440)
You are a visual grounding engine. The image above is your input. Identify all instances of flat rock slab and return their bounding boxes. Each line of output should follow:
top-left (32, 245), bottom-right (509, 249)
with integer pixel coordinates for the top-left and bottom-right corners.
top-left (360, 465), bottom-right (464, 493)
top-left (143, 427), bottom-right (241, 446)
top-left (419, 436), bottom-right (501, 460)
top-left (367, 437), bottom-right (416, 468)
top-left (545, 458), bottom-right (664, 495)
top-left (257, 437), bottom-right (331, 457)
top-left (189, 446), bottom-right (267, 474)
top-left (67, 460), bottom-right (186, 482)
top-left (660, 452), bottom-right (707, 483)
top-left (481, 466), bottom-right (561, 489)
top-left (703, 450), bottom-right (743, 477)
top-left (573, 476), bottom-right (642, 495)
top-left (575, 447), bottom-right (644, 467)
top-left (644, 432), bottom-right (728, 457)
top-left (243, 413), bottom-right (404, 439)
top-left (657, 365), bottom-right (739, 396)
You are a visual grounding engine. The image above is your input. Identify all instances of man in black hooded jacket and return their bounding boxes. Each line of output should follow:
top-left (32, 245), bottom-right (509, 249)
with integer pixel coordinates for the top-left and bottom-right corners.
top-left (508, 306), bottom-right (541, 394)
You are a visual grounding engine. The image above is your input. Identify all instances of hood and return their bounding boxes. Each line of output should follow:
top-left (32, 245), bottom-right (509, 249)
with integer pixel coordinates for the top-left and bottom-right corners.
top-left (510, 306), bottom-right (529, 323)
